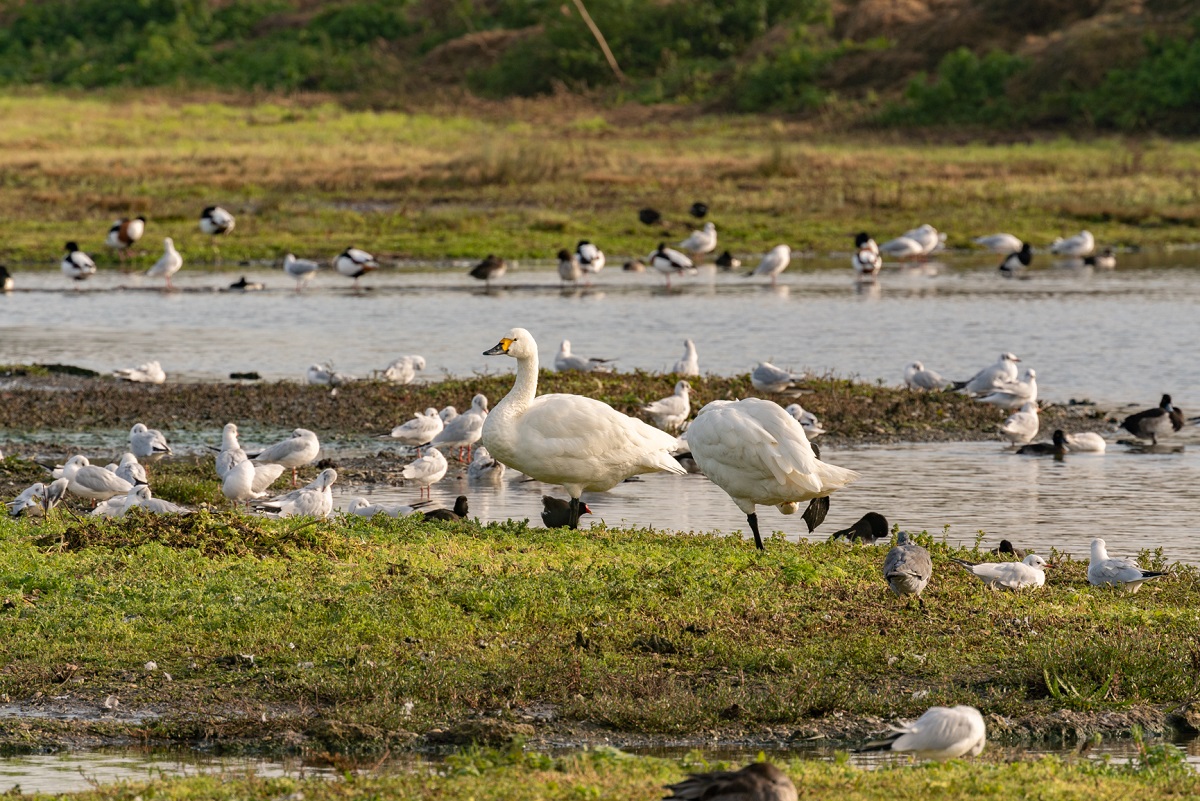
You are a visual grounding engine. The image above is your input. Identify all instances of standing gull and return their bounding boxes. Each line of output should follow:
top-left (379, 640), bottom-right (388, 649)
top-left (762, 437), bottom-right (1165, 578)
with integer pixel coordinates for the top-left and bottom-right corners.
top-left (390, 407), bottom-right (443, 451)
top-left (401, 447), bottom-right (448, 499)
top-left (253, 428), bottom-right (320, 487)
top-left (685, 399), bottom-right (859, 550)
top-left (998, 401), bottom-right (1039, 445)
top-left (1088, 538), bottom-right (1167, 593)
top-left (480, 328), bottom-right (686, 528)
top-left (883, 531), bottom-right (932, 607)
top-left (642, 380), bottom-right (691, 432)
top-left (678, 222), bottom-right (717, 257)
top-left (146, 237), bottom-right (183, 290)
top-left (750, 244), bottom-right (791, 285)
top-left (673, 339), bottom-right (699, 377)
top-left (283, 253), bottom-right (320, 291)
top-left (431, 393), bottom-right (488, 461)
top-left (382, 355), bottom-right (425, 385)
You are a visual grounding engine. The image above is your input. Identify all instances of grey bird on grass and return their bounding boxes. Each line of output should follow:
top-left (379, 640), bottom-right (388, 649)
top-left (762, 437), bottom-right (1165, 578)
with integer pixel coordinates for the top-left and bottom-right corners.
top-left (884, 531), bottom-right (932, 608)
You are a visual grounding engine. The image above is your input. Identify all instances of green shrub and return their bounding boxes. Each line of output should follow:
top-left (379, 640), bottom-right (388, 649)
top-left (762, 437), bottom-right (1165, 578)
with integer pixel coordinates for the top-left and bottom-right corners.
top-left (1083, 22), bottom-right (1200, 131)
top-left (880, 47), bottom-right (1030, 126)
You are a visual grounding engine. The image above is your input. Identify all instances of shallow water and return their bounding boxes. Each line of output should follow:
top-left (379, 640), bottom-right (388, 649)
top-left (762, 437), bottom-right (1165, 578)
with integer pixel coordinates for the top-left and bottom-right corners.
top-left (1, 736), bottom-right (1197, 794)
top-left (4, 251), bottom-right (1200, 405)
top-left (336, 433), bottom-right (1200, 564)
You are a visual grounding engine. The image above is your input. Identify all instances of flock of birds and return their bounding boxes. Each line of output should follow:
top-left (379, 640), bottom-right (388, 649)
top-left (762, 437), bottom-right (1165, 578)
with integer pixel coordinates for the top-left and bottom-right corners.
top-left (0, 200), bottom-right (1118, 298)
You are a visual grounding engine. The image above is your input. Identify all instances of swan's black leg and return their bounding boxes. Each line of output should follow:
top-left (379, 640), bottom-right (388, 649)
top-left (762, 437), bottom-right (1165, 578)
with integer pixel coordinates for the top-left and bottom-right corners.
top-left (748, 513), bottom-right (763, 550)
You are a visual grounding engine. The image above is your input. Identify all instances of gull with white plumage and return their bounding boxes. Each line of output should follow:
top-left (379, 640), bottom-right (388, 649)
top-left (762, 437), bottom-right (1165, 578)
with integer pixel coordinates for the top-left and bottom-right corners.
top-left (335, 247), bottom-right (378, 290)
top-left (858, 705), bottom-right (986, 761)
top-left (642, 380), bottom-right (690, 432)
top-left (114, 360), bottom-right (166, 385)
top-left (998, 401), bottom-right (1039, 445)
top-left (976, 368), bottom-right (1037, 409)
top-left (904, 362), bottom-right (952, 391)
top-left (431, 394), bottom-right (488, 461)
top-left (283, 253), bottom-right (321, 291)
top-left (253, 428), bottom-right (320, 487)
top-left (383, 355), bottom-right (425, 385)
top-left (555, 340), bottom-right (614, 373)
top-left (401, 447), bottom-right (448, 499)
top-left (673, 339), bottom-right (699, 377)
top-left (256, 468), bottom-right (337, 518)
top-left (750, 244), bottom-right (791, 285)
top-left (751, 362), bottom-right (805, 394)
top-left (1088, 538), bottom-right (1167, 593)
top-left (784, 403), bottom-right (825, 439)
top-left (951, 554), bottom-right (1049, 591)
top-left (952, 352), bottom-right (1020, 396)
top-left (390, 407), bottom-right (443, 452)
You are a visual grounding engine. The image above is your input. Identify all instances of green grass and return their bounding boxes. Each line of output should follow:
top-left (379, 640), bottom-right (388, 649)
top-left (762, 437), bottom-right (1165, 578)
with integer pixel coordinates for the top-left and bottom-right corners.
top-left (21, 747), bottom-right (1200, 801)
top-left (1, 94), bottom-right (1199, 269)
top-left (0, 509), bottom-right (1196, 752)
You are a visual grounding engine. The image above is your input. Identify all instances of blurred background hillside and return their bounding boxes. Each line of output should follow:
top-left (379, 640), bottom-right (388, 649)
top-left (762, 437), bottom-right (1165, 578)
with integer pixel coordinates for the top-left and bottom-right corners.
top-left (0, 0), bottom-right (1196, 131)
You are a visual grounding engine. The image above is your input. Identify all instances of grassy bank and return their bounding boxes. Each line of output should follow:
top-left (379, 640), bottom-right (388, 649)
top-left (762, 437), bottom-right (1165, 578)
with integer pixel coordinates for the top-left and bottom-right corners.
top-left (0, 510), bottom-right (1195, 752)
top-left (26, 749), bottom-right (1200, 801)
top-left (1, 95), bottom-right (1199, 268)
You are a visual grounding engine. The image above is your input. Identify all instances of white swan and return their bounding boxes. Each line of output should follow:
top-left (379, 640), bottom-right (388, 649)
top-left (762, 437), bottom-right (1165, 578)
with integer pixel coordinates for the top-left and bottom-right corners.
top-left (146, 237), bottom-right (183, 289)
top-left (998, 401), bottom-right (1039, 445)
top-left (751, 244), bottom-right (791, 285)
top-left (480, 328), bottom-right (686, 527)
top-left (673, 339), bottom-right (699, 377)
top-left (685, 398), bottom-right (859, 549)
top-left (642, 380), bottom-right (690, 431)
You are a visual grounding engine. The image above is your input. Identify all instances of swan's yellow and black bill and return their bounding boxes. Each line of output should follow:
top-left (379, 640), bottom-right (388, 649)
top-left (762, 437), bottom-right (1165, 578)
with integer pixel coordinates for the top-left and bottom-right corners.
top-left (483, 338), bottom-right (513, 356)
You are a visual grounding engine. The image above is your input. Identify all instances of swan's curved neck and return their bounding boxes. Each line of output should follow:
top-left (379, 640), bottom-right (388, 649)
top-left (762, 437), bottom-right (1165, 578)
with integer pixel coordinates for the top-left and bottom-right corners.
top-left (499, 350), bottom-right (539, 414)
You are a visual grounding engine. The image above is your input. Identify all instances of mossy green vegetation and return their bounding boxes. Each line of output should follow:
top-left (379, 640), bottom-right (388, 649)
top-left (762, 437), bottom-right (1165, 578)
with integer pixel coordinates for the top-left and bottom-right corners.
top-left (21, 747), bottom-right (1200, 801)
top-left (0, 510), bottom-right (1196, 752)
top-left (0, 96), bottom-right (1199, 268)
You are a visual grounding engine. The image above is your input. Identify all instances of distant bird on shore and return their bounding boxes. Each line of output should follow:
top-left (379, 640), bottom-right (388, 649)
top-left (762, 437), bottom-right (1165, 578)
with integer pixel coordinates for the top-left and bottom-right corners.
top-left (649, 243), bottom-right (695, 289)
top-left (146, 237), bottom-right (183, 290)
top-left (952, 352), bottom-right (1021, 396)
top-left (1121, 394), bottom-right (1184, 445)
top-left (784, 403), bottom-right (824, 439)
top-left (858, 705), bottom-right (986, 760)
top-left (335, 247), bottom-right (378, 290)
top-left (904, 362), bottom-right (952, 391)
top-left (673, 339), bottom-right (699, 377)
top-left (114, 360), bottom-right (166, 385)
top-left (1088, 537), bottom-right (1167, 593)
top-left (383, 355), bottom-right (425, 385)
top-left (689, 201), bottom-right (709, 219)
top-left (227, 276), bottom-right (264, 292)
top-left (557, 249), bottom-right (581, 284)
top-left (830, 512), bottom-right (889, 544)
top-left (1017, 429), bottom-right (1066, 456)
top-left (715, 250), bottom-right (741, 271)
top-left (750, 362), bottom-right (804, 394)
top-left (881, 224), bottom-right (944, 258)
top-left (879, 235), bottom-right (924, 259)
top-left (469, 254), bottom-right (506, 286)
top-left (61, 242), bottom-right (97, 282)
top-left (685, 398), bottom-right (859, 550)
top-left (679, 222), bottom-right (717, 257)
top-left (283, 253), bottom-right (321, 291)
top-left (1084, 247), bottom-right (1117, 269)
top-left (643, 380), bottom-right (691, 432)
top-left (129, 423), bottom-right (172, 460)
top-left (0, 265), bottom-right (12, 292)
top-left (306, 363), bottom-right (355, 387)
top-left (390, 407), bottom-right (443, 451)
top-left (638, 208), bottom-right (662, 226)
top-left (751, 244), bottom-right (791, 285)
top-left (883, 531), bottom-right (932, 607)
top-left (1050, 230), bottom-right (1095, 257)
top-left (105, 216), bottom-right (145, 261)
top-left (999, 243), bottom-right (1033, 277)
top-left (976, 368), bottom-right (1037, 409)
top-left (973, 233), bottom-right (1022, 254)
top-left (199, 205), bottom-right (235, 259)
top-left (575, 240), bottom-right (605, 282)
top-left (852, 232), bottom-right (882, 279)
top-left (663, 762), bottom-right (796, 801)
top-left (556, 339), bottom-right (614, 373)
top-left (998, 401), bottom-right (1039, 445)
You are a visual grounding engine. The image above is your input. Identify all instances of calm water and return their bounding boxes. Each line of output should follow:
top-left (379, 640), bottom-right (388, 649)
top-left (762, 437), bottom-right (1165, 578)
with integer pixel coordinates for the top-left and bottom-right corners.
top-left (3, 251), bottom-right (1200, 405)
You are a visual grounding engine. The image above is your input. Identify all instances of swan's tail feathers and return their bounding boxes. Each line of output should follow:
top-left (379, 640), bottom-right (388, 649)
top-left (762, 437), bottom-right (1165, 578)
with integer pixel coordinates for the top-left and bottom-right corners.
top-left (647, 451), bottom-right (688, 476)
